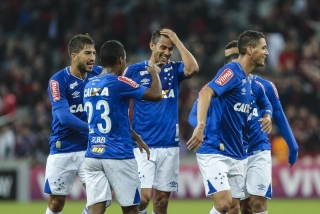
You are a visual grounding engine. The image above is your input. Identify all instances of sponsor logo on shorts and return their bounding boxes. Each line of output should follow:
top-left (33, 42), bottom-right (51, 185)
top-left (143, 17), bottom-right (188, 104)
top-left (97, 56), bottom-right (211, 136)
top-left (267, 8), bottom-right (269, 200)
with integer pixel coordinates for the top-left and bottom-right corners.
top-left (257, 184), bottom-right (266, 190)
top-left (169, 181), bottom-right (178, 188)
top-left (91, 146), bottom-right (105, 155)
top-left (215, 68), bottom-right (234, 86)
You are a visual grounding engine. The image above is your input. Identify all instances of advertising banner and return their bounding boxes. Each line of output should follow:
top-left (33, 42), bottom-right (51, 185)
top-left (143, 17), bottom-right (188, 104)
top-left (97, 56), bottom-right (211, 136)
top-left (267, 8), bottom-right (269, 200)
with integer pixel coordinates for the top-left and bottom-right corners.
top-left (29, 163), bottom-right (320, 200)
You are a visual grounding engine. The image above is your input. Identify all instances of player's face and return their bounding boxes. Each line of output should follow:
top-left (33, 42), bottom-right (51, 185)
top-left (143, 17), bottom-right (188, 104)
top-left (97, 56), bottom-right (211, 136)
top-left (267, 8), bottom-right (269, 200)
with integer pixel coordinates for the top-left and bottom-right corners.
top-left (150, 35), bottom-right (173, 65)
top-left (74, 45), bottom-right (96, 73)
top-left (224, 47), bottom-right (238, 57)
top-left (252, 38), bottom-right (268, 67)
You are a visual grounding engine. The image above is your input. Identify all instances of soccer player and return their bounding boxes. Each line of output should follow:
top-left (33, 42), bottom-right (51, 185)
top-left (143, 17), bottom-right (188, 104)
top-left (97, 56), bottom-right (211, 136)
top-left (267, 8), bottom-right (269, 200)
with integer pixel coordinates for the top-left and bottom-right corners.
top-left (84, 40), bottom-right (162, 214)
top-left (44, 34), bottom-right (102, 214)
top-left (123, 28), bottom-right (199, 214)
top-left (240, 76), bottom-right (299, 214)
top-left (188, 40), bottom-right (273, 214)
top-left (186, 30), bottom-right (270, 214)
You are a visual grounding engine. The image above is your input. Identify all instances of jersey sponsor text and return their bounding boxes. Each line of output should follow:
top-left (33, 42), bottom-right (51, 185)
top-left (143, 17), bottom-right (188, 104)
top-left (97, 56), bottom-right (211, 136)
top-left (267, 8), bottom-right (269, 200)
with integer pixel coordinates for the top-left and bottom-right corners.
top-left (50, 80), bottom-right (60, 101)
top-left (215, 68), bottom-right (234, 86)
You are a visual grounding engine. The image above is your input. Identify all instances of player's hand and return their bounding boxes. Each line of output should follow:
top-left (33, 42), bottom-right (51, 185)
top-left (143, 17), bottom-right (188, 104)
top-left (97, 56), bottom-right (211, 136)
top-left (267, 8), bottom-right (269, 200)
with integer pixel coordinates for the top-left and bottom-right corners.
top-left (136, 138), bottom-right (150, 160)
top-left (186, 126), bottom-right (204, 152)
top-left (288, 147), bottom-right (299, 168)
top-left (259, 115), bottom-right (272, 133)
top-left (160, 29), bottom-right (180, 45)
top-left (146, 63), bottom-right (161, 74)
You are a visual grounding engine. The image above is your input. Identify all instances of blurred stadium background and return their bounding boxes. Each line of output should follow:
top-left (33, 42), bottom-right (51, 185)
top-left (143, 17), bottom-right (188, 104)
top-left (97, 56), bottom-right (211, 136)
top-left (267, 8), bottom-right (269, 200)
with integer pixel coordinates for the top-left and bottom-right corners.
top-left (0, 0), bottom-right (319, 213)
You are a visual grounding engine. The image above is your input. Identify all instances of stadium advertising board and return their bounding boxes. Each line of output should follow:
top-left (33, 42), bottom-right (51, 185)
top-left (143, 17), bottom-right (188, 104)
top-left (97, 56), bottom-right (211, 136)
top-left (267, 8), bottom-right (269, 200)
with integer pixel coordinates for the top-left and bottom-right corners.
top-left (30, 163), bottom-right (320, 200)
top-left (0, 170), bottom-right (17, 200)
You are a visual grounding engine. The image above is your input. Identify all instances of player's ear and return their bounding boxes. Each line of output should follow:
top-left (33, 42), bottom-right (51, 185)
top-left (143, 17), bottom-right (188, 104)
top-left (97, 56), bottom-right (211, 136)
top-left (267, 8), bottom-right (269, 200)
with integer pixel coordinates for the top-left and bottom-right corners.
top-left (247, 46), bottom-right (253, 56)
top-left (71, 53), bottom-right (77, 61)
top-left (149, 42), bottom-right (154, 51)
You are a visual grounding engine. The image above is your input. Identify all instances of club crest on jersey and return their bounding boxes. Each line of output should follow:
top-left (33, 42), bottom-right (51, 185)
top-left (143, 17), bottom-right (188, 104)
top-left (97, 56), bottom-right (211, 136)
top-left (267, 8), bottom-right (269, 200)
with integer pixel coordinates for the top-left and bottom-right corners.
top-left (50, 80), bottom-right (60, 102)
top-left (69, 81), bottom-right (78, 89)
top-left (215, 68), bottom-right (234, 86)
top-left (91, 146), bottom-right (105, 155)
top-left (118, 76), bottom-right (139, 88)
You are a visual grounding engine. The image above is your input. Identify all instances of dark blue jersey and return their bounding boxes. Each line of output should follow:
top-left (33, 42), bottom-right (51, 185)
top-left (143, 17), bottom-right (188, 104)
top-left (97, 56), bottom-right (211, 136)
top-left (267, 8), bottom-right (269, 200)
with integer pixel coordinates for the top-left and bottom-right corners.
top-left (197, 62), bottom-right (251, 160)
top-left (84, 74), bottom-right (147, 159)
top-left (124, 60), bottom-right (186, 148)
top-left (246, 75), bottom-right (273, 155)
top-left (47, 66), bottom-right (102, 154)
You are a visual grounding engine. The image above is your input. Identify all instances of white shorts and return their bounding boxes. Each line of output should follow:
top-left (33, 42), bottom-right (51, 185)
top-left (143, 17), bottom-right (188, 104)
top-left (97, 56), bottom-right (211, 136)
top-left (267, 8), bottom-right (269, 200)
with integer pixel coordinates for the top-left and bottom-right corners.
top-left (85, 158), bottom-right (140, 207)
top-left (196, 153), bottom-right (247, 198)
top-left (44, 151), bottom-right (86, 195)
top-left (134, 147), bottom-right (179, 192)
top-left (242, 150), bottom-right (272, 200)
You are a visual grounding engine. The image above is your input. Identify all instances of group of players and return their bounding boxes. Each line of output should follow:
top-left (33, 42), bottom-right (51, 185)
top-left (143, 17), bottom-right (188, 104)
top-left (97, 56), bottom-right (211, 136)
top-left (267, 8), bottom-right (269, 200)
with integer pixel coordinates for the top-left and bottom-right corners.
top-left (44, 28), bottom-right (298, 214)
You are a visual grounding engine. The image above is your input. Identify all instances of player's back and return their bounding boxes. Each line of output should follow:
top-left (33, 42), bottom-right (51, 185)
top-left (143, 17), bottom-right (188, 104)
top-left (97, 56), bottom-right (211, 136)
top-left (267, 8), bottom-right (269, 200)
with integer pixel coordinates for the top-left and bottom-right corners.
top-left (48, 65), bottom-right (102, 154)
top-left (84, 74), bottom-right (146, 159)
top-left (124, 60), bottom-right (187, 148)
top-left (197, 62), bottom-right (251, 160)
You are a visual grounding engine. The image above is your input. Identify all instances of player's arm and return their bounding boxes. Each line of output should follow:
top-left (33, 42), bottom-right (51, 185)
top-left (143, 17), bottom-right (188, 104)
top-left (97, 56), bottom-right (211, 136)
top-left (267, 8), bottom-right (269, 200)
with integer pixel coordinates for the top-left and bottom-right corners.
top-left (160, 29), bottom-right (199, 77)
top-left (266, 81), bottom-right (299, 167)
top-left (188, 100), bottom-right (198, 128)
top-left (254, 81), bottom-right (273, 133)
top-left (187, 86), bottom-right (215, 152)
top-left (141, 64), bottom-right (162, 101)
top-left (55, 107), bottom-right (88, 132)
top-left (131, 128), bottom-right (150, 160)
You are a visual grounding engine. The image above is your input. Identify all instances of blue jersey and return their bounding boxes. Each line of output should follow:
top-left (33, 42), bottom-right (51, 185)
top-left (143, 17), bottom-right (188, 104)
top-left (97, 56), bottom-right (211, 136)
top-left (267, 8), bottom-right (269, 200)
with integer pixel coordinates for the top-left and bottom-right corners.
top-left (246, 75), bottom-right (273, 155)
top-left (84, 74), bottom-right (147, 159)
top-left (47, 65), bottom-right (102, 154)
top-left (247, 75), bottom-right (283, 153)
top-left (124, 60), bottom-right (186, 148)
top-left (197, 62), bottom-right (251, 160)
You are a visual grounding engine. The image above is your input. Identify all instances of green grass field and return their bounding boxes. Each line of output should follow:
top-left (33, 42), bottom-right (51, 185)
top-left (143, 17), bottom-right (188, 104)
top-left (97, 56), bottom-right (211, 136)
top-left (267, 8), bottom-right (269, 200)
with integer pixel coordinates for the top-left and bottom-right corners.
top-left (0, 199), bottom-right (319, 214)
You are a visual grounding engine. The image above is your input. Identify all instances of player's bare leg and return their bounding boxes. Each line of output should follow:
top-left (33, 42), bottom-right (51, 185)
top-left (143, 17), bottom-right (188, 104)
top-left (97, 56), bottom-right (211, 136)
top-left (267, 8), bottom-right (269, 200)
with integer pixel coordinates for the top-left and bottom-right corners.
top-left (46, 195), bottom-right (67, 213)
top-left (139, 188), bottom-right (152, 213)
top-left (88, 201), bottom-right (105, 214)
top-left (250, 195), bottom-right (267, 213)
top-left (240, 198), bottom-right (252, 214)
top-left (209, 190), bottom-right (232, 214)
top-left (152, 189), bottom-right (171, 214)
top-left (228, 198), bottom-right (240, 214)
top-left (122, 205), bottom-right (140, 214)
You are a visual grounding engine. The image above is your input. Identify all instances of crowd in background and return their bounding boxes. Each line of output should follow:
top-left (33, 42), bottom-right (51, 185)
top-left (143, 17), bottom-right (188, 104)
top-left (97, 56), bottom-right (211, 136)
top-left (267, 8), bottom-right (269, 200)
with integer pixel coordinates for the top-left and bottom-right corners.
top-left (0, 0), bottom-right (319, 165)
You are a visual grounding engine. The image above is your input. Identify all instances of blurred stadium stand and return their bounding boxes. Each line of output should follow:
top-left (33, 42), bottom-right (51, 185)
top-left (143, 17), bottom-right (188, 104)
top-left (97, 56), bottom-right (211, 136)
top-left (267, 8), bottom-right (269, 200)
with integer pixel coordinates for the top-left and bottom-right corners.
top-left (0, 0), bottom-right (320, 166)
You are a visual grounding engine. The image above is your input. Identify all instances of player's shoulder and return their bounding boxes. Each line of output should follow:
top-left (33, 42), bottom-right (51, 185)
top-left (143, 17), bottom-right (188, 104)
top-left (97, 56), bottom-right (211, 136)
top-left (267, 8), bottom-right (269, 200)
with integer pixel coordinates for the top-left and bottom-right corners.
top-left (91, 65), bottom-right (103, 75)
top-left (50, 67), bottom-right (69, 81)
top-left (254, 75), bottom-right (280, 99)
top-left (127, 61), bottom-right (148, 71)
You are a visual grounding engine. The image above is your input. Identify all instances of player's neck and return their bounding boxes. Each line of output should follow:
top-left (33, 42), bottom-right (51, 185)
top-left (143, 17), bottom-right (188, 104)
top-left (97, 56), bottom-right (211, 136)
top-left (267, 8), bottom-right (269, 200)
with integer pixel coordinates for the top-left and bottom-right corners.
top-left (100, 68), bottom-right (119, 76)
top-left (70, 65), bottom-right (87, 79)
top-left (237, 56), bottom-right (255, 76)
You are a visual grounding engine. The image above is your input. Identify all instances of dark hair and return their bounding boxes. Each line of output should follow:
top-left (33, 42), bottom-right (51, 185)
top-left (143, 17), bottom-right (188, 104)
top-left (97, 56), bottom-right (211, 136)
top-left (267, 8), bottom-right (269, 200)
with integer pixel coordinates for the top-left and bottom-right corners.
top-left (238, 30), bottom-right (265, 55)
top-left (68, 33), bottom-right (95, 58)
top-left (150, 28), bottom-right (170, 44)
top-left (100, 40), bottom-right (125, 67)
top-left (225, 40), bottom-right (238, 50)
top-left (224, 53), bottom-right (239, 64)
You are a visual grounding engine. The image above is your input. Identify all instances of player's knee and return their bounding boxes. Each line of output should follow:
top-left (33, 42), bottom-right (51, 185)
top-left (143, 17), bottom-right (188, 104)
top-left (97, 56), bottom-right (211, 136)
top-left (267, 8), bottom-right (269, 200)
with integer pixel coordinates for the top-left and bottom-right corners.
top-left (250, 197), bottom-right (267, 212)
top-left (228, 203), bottom-right (240, 214)
top-left (49, 196), bottom-right (65, 212)
top-left (139, 194), bottom-right (151, 210)
top-left (214, 201), bottom-right (231, 213)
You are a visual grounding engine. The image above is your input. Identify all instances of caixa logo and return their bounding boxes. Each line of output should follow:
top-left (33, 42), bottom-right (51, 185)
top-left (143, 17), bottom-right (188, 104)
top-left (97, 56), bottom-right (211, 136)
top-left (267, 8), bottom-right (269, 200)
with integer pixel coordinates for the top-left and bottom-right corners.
top-left (233, 103), bottom-right (250, 113)
top-left (70, 104), bottom-right (85, 113)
